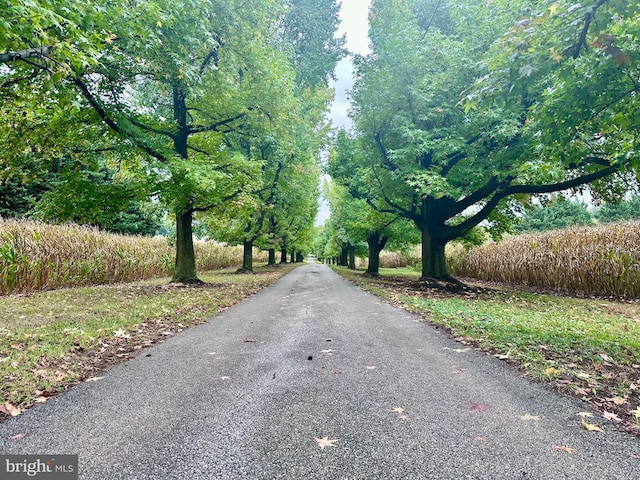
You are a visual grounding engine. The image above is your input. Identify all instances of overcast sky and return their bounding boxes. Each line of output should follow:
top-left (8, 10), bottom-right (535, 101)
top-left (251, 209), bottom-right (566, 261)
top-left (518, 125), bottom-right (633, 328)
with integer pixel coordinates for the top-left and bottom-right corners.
top-left (328, 0), bottom-right (372, 130)
top-left (316, 0), bottom-right (372, 226)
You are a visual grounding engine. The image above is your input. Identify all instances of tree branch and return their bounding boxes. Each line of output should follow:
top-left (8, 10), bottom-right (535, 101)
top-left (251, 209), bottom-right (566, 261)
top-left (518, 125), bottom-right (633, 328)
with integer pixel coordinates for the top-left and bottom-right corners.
top-left (190, 112), bottom-right (247, 134)
top-left (571, 0), bottom-right (608, 59)
top-left (0, 45), bottom-right (54, 64)
top-left (72, 76), bottom-right (171, 164)
top-left (373, 132), bottom-right (399, 171)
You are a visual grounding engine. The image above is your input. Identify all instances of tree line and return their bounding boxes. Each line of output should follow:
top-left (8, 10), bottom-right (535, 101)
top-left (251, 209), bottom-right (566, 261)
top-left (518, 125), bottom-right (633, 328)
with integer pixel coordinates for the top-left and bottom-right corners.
top-left (315, 0), bottom-right (639, 279)
top-left (0, 0), bottom-right (344, 281)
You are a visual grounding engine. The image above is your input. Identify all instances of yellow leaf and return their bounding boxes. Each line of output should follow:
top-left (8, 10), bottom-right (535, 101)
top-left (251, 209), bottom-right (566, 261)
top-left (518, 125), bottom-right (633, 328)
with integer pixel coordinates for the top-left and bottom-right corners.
top-left (549, 3), bottom-right (558, 15)
top-left (157, 20), bottom-right (163, 27)
top-left (581, 416), bottom-right (604, 432)
top-left (391, 407), bottom-right (405, 414)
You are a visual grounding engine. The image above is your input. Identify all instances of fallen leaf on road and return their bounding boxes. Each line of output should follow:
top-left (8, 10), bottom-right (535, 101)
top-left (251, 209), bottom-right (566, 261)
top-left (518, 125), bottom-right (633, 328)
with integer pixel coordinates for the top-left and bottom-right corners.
top-left (331, 370), bottom-right (342, 375)
top-left (399, 413), bottom-right (410, 421)
top-left (520, 414), bottom-right (540, 421)
top-left (220, 376), bottom-right (230, 380)
top-left (9, 433), bottom-right (26, 440)
top-left (452, 368), bottom-right (464, 375)
top-left (315, 436), bottom-right (339, 450)
top-left (577, 412), bottom-right (593, 418)
top-left (34, 396), bottom-right (47, 404)
top-left (494, 351), bottom-right (511, 360)
top-left (391, 407), bottom-right (406, 414)
top-left (602, 411), bottom-right (621, 422)
top-left (553, 445), bottom-right (575, 454)
top-left (443, 347), bottom-right (470, 353)
top-left (471, 404), bottom-right (491, 412)
top-left (244, 338), bottom-right (256, 343)
top-left (321, 349), bottom-right (334, 354)
top-left (605, 397), bottom-right (628, 406)
top-left (208, 352), bottom-right (217, 355)
top-left (0, 403), bottom-right (22, 417)
top-left (575, 388), bottom-right (589, 396)
top-left (473, 436), bottom-right (487, 442)
top-left (365, 365), bottom-right (376, 370)
top-left (581, 416), bottom-right (604, 432)
top-left (85, 377), bottom-right (104, 382)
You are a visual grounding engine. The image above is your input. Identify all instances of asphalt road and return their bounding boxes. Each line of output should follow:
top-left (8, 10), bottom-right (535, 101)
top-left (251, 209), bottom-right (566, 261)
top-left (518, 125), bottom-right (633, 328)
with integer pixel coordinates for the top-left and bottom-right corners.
top-left (1, 263), bottom-right (639, 479)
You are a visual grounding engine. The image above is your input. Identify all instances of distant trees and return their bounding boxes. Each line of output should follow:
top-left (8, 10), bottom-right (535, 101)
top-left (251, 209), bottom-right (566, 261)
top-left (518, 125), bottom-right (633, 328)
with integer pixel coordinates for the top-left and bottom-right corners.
top-left (515, 196), bottom-right (640, 233)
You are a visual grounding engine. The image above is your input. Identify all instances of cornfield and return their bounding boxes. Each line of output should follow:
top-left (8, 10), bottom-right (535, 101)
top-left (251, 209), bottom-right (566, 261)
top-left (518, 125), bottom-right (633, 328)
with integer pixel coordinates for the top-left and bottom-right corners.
top-left (0, 219), bottom-right (266, 295)
top-left (448, 220), bottom-right (640, 298)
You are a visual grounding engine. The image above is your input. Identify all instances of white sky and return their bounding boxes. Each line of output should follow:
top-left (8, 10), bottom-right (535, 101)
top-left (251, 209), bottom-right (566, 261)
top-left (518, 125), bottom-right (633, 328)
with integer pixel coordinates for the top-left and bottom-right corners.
top-left (328, 0), bottom-right (372, 130)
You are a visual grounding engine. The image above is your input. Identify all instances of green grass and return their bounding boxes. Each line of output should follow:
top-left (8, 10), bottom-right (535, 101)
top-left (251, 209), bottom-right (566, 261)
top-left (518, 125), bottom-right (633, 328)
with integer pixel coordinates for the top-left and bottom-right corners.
top-left (0, 265), bottom-right (297, 416)
top-left (335, 266), bottom-right (640, 431)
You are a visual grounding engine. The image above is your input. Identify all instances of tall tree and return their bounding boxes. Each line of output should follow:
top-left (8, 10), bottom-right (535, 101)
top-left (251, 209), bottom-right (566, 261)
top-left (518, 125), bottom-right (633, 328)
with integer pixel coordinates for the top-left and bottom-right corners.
top-left (60, 0), bottom-right (294, 282)
top-left (349, 0), bottom-right (638, 280)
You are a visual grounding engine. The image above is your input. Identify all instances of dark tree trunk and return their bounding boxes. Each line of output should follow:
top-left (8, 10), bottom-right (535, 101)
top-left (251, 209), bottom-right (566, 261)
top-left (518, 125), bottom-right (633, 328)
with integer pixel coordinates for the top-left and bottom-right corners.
top-left (290, 251), bottom-right (295, 263)
top-left (348, 245), bottom-right (356, 270)
top-left (296, 252), bottom-right (304, 263)
top-left (340, 247), bottom-right (348, 266)
top-left (268, 248), bottom-right (276, 266)
top-left (280, 246), bottom-right (287, 263)
top-left (172, 208), bottom-right (201, 283)
top-left (241, 240), bottom-right (253, 272)
top-left (420, 223), bottom-right (449, 279)
top-left (366, 232), bottom-right (388, 275)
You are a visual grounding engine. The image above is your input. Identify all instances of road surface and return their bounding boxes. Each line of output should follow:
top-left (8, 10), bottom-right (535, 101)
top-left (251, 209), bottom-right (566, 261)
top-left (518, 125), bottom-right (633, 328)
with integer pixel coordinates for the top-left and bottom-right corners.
top-left (0, 263), bottom-right (638, 479)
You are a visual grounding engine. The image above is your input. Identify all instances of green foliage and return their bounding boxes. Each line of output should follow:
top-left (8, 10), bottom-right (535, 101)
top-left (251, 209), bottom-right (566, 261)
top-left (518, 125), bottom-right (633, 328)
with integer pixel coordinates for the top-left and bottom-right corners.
top-left (344, 0), bottom-right (639, 279)
top-left (515, 198), bottom-right (592, 233)
top-left (595, 196), bottom-right (640, 223)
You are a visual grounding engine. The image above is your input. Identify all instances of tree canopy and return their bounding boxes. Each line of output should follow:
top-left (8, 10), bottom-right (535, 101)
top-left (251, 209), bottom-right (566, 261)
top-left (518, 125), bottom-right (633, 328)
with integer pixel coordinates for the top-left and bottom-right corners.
top-left (1, 0), bottom-right (343, 280)
top-left (336, 0), bottom-right (639, 279)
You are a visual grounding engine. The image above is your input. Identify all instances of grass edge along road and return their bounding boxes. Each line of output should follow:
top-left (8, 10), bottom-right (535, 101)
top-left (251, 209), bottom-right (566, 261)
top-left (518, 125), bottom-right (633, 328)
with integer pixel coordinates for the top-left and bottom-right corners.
top-left (0, 264), bottom-right (298, 421)
top-left (334, 266), bottom-right (640, 436)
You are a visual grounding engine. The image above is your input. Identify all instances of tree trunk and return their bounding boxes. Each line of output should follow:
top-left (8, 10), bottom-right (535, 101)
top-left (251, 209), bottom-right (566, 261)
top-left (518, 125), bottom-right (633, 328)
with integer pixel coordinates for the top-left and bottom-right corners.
top-left (366, 232), bottom-right (387, 275)
top-left (420, 224), bottom-right (449, 279)
top-left (340, 247), bottom-right (348, 266)
top-left (172, 208), bottom-right (201, 283)
top-left (280, 246), bottom-right (287, 263)
top-left (348, 245), bottom-right (356, 270)
top-left (268, 248), bottom-right (276, 266)
top-left (290, 251), bottom-right (295, 263)
top-left (296, 252), bottom-right (304, 263)
top-left (171, 88), bottom-right (200, 283)
top-left (241, 240), bottom-right (253, 272)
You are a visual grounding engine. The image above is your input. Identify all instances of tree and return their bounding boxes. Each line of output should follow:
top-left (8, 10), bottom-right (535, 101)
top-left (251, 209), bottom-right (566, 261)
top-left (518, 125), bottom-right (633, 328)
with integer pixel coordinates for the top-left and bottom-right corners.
top-left (204, 0), bottom-right (342, 272)
top-left (596, 196), bottom-right (640, 223)
top-left (325, 130), bottom-right (419, 274)
top-left (349, 0), bottom-right (638, 280)
top-left (58, 0), bottom-right (297, 282)
top-left (514, 197), bottom-right (592, 233)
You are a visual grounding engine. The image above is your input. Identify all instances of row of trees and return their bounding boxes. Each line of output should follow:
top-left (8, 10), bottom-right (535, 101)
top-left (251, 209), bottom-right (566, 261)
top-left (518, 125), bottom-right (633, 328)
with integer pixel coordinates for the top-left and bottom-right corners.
top-left (315, 0), bottom-right (640, 279)
top-left (1, 0), bottom-right (344, 281)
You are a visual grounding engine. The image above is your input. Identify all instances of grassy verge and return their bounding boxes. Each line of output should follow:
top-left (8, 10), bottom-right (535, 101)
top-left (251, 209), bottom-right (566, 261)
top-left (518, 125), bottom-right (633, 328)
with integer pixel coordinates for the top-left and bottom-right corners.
top-left (0, 264), bottom-right (297, 420)
top-left (334, 266), bottom-right (640, 435)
